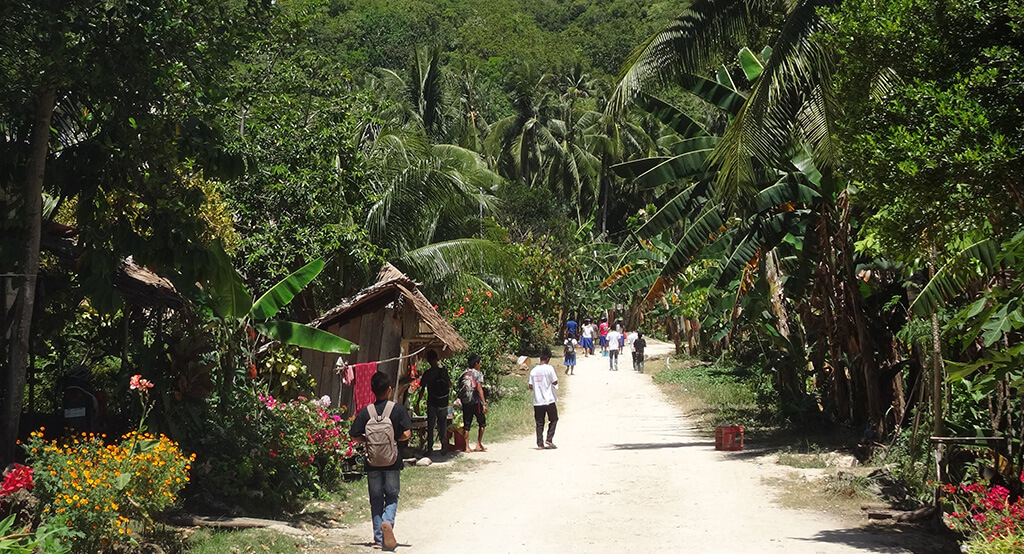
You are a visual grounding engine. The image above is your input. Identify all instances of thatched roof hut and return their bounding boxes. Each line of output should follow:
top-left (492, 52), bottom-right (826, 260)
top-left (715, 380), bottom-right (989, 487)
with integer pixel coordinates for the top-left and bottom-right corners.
top-left (300, 264), bottom-right (466, 413)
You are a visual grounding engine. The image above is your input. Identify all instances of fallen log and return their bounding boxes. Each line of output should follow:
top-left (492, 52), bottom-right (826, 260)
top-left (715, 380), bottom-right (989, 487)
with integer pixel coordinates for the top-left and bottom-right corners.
top-left (161, 514), bottom-right (308, 536)
top-left (865, 505), bottom-right (938, 522)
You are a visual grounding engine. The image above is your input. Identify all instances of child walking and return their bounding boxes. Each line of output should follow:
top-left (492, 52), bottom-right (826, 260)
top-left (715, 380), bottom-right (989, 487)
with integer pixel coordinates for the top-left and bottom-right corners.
top-left (563, 332), bottom-right (578, 375)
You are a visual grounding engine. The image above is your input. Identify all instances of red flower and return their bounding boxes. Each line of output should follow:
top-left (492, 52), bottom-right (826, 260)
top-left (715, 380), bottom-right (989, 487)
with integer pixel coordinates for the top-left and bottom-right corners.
top-left (129, 374), bottom-right (154, 390)
top-left (485, 291), bottom-right (492, 297)
top-left (248, 363), bottom-right (258, 379)
top-left (0, 464), bottom-right (33, 496)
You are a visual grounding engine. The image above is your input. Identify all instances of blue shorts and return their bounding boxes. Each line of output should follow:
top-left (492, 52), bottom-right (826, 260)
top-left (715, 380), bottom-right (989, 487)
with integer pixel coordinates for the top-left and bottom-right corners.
top-left (580, 337), bottom-right (594, 350)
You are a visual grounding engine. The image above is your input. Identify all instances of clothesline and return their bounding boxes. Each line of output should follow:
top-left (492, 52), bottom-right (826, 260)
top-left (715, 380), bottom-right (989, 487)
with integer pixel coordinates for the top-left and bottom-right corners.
top-left (333, 345), bottom-right (429, 374)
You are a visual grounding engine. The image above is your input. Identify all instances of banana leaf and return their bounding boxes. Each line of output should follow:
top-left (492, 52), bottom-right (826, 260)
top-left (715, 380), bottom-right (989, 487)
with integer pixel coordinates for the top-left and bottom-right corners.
top-left (255, 320), bottom-right (356, 354)
top-left (909, 238), bottom-right (1001, 316)
top-left (636, 93), bottom-right (708, 138)
top-left (251, 259), bottom-right (324, 320)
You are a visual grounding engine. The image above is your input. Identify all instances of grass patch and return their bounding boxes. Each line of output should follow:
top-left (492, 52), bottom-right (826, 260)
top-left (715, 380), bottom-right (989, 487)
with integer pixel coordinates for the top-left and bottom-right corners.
top-left (182, 528), bottom-right (306, 553)
top-left (649, 357), bottom-right (764, 433)
top-left (767, 469), bottom-right (878, 515)
top-left (777, 446), bottom-right (832, 469)
top-left (482, 370), bottom-right (537, 442)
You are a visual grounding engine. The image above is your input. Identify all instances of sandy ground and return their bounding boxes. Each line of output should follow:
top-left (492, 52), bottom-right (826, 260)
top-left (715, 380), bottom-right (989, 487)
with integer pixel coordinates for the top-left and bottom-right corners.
top-left (344, 340), bottom-right (922, 553)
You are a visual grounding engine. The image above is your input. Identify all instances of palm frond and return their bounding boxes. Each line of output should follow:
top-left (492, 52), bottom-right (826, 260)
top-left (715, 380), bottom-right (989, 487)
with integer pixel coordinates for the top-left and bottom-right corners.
top-left (610, 0), bottom-right (771, 111)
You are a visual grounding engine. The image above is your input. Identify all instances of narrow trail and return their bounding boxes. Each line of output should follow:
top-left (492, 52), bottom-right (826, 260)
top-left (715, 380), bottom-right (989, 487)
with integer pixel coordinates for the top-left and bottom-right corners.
top-left (350, 341), bottom-right (914, 553)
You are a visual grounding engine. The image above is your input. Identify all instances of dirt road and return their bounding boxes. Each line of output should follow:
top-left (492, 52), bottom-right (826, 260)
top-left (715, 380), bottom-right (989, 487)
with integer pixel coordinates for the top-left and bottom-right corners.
top-left (353, 341), bottom-right (917, 553)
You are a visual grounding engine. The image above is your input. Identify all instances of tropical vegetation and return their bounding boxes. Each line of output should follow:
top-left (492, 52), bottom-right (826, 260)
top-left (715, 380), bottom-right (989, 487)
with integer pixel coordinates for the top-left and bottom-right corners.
top-left (3, 0), bottom-right (1024, 549)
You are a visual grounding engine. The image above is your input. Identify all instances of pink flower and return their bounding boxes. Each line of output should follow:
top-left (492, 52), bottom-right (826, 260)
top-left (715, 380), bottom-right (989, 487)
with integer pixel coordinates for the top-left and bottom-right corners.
top-left (129, 374), bottom-right (154, 391)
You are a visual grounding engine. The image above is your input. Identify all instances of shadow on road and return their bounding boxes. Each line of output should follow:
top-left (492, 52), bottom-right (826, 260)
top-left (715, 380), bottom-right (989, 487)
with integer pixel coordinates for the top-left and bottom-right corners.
top-left (792, 523), bottom-right (961, 554)
top-left (606, 441), bottom-right (716, 450)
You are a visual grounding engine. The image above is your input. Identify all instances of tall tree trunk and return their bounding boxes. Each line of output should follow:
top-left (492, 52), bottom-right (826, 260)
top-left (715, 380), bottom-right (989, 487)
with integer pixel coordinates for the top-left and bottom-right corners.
top-left (928, 253), bottom-right (945, 437)
top-left (2, 85), bottom-right (55, 463)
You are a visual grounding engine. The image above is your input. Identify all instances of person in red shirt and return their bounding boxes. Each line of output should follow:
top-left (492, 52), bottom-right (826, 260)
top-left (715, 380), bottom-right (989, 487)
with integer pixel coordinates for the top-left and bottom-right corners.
top-left (598, 317), bottom-right (610, 355)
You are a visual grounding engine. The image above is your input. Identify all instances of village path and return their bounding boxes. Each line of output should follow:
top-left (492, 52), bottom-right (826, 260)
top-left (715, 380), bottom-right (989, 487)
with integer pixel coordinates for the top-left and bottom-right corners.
top-left (349, 340), bottom-right (916, 553)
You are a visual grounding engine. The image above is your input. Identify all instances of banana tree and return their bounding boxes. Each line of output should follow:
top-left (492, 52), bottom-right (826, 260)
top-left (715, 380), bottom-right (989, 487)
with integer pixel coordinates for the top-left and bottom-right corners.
top-left (208, 240), bottom-right (356, 355)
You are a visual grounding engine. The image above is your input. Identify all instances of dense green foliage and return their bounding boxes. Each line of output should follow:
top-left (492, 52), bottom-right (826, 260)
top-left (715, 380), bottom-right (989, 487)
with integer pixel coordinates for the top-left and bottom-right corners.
top-left (4, 0), bottom-right (1024, 549)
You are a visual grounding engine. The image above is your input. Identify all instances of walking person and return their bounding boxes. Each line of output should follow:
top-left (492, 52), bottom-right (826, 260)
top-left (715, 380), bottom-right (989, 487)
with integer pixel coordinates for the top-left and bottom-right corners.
top-left (565, 316), bottom-right (578, 340)
top-left (632, 332), bottom-right (647, 373)
top-left (563, 332), bottom-right (578, 375)
top-left (580, 318), bottom-right (595, 357)
top-left (528, 348), bottom-right (559, 449)
top-left (599, 317), bottom-right (609, 355)
top-left (413, 350), bottom-right (450, 453)
top-left (458, 354), bottom-right (488, 452)
top-left (606, 325), bottom-right (622, 371)
top-left (349, 372), bottom-right (413, 551)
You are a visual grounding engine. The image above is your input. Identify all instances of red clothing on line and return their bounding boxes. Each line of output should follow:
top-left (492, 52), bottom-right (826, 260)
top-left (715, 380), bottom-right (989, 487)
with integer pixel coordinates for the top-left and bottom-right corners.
top-left (353, 362), bottom-right (378, 414)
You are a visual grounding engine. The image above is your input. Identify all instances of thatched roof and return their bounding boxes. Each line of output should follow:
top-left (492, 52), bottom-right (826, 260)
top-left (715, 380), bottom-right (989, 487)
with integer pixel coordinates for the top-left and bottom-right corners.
top-left (310, 263), bottom-right (467, 352)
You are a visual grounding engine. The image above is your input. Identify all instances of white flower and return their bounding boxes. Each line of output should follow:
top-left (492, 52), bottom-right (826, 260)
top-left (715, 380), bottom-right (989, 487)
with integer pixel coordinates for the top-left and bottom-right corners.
top-left (319, 395), bottom-right (332, 407)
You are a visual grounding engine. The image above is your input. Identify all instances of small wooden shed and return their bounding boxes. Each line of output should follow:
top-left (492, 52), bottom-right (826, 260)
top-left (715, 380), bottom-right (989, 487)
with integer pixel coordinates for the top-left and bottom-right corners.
top-left (300, 264), bottom-right (467, 413)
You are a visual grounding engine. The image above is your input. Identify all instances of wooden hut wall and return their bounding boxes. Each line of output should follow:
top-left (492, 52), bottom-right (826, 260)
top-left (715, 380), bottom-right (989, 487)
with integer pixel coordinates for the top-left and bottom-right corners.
top-left (304, 306), bottom-right (406, 415)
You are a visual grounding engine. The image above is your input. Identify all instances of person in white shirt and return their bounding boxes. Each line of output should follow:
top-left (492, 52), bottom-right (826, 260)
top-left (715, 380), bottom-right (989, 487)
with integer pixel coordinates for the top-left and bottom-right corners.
top-left (528, 348), bottom-right (559, 449)
top-left (579, 319), bottom-right (595, 357)
top-left (606, 327), bottom-right (622, 371)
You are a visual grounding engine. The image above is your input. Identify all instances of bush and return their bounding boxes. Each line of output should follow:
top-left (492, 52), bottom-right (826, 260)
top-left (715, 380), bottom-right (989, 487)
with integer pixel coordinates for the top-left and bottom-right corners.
top-left (447, 288), bottom-right (519, 370)
top-left (188, 389), bottom-right (355, 511)
top-left (25, 429), bottom-right (193, 551)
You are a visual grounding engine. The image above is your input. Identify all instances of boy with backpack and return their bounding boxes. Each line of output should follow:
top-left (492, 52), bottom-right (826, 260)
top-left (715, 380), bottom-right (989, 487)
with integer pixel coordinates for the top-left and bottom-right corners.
top-left (350, 372), bottom-right (412, 551)
top-left (414, 350), bottom-right (451, 453)
top-left (563, 332), bottom-right (578, 375)
top-left (458, 354), bottom-right (488, 452)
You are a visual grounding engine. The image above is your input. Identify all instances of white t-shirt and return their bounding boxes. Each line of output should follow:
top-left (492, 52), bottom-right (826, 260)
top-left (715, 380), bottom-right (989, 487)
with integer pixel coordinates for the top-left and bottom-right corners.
top-left (606, 330), bottom-right (622, 351)
top-left (627, 332), bottom-right (638, 349)
top-left (528, 363), bottom-right (558, 406)
top-left (581, 324), bottom-right (594, 339)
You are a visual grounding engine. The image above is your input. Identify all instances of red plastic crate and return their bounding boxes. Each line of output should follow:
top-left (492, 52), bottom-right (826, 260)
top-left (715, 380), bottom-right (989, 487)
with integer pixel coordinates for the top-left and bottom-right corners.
top-left (715, 425), bottom-right (744, 451)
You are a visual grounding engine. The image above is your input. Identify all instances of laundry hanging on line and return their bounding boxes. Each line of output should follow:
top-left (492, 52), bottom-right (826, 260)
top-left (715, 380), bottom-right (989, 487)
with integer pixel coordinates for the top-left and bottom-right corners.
top-left (352, 361), bottom-right (378, 413)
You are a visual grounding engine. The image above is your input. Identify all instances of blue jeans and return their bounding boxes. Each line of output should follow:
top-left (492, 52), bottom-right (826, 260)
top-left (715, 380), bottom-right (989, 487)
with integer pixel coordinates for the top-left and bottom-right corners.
top-left (426, 405), bottom-right (448, 451)
top-left (367, 470), bottom-right (400, 545)
top-left (609, 349), bottom-right (619, 370)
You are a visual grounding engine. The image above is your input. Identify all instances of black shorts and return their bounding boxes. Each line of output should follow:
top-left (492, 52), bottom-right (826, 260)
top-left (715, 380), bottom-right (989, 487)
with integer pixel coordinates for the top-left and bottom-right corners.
top-left (463, 402), bottom-right (486, 428)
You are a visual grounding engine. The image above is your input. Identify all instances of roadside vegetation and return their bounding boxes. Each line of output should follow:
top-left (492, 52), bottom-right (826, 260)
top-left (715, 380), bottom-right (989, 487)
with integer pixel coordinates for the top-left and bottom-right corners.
top-left (4, 0), bottom-right (1024, 551)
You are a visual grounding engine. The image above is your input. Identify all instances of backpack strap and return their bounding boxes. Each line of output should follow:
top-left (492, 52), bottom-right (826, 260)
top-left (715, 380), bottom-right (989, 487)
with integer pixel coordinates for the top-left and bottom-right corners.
top-left (367, 403), bottom-right (379, 420)
top-left (381, 401), bottom-right (395, 420)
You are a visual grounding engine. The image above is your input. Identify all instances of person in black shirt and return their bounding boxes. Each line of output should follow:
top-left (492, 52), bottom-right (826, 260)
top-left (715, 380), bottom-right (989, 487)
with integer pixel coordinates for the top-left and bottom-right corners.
top-left (350, 372), bottom-right (412, 550)
top-left (414, 350), bottom-right (451, 453)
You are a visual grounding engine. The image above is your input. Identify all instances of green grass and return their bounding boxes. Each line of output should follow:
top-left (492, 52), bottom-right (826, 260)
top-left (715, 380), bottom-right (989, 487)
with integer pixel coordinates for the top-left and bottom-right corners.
top-left (182, 528), bottom-right (306, 554)
top-left (777, 446), bottom-right (832, 469)
top-left (483, 370), bottom-right (538, 442)
top-left (650, 357), bottom-right (763, 433)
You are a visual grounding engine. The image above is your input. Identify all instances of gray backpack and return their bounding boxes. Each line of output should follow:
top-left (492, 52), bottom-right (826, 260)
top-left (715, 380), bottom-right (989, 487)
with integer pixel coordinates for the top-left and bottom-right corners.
top-left (365, 402), bottom-right (398, 467)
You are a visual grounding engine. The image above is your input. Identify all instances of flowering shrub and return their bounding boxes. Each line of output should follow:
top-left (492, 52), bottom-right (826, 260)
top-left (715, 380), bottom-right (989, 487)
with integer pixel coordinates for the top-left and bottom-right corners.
top-left (25, 429), bottom-right (194, 549)
top-left (447, 288), bottom-right (519, 372)
top-left (942, 475), bottom-right (1024, 546)
top-left (258, 394), bottom-right (355, 467)
top-left (190, 390), bottom-right (355, 509)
